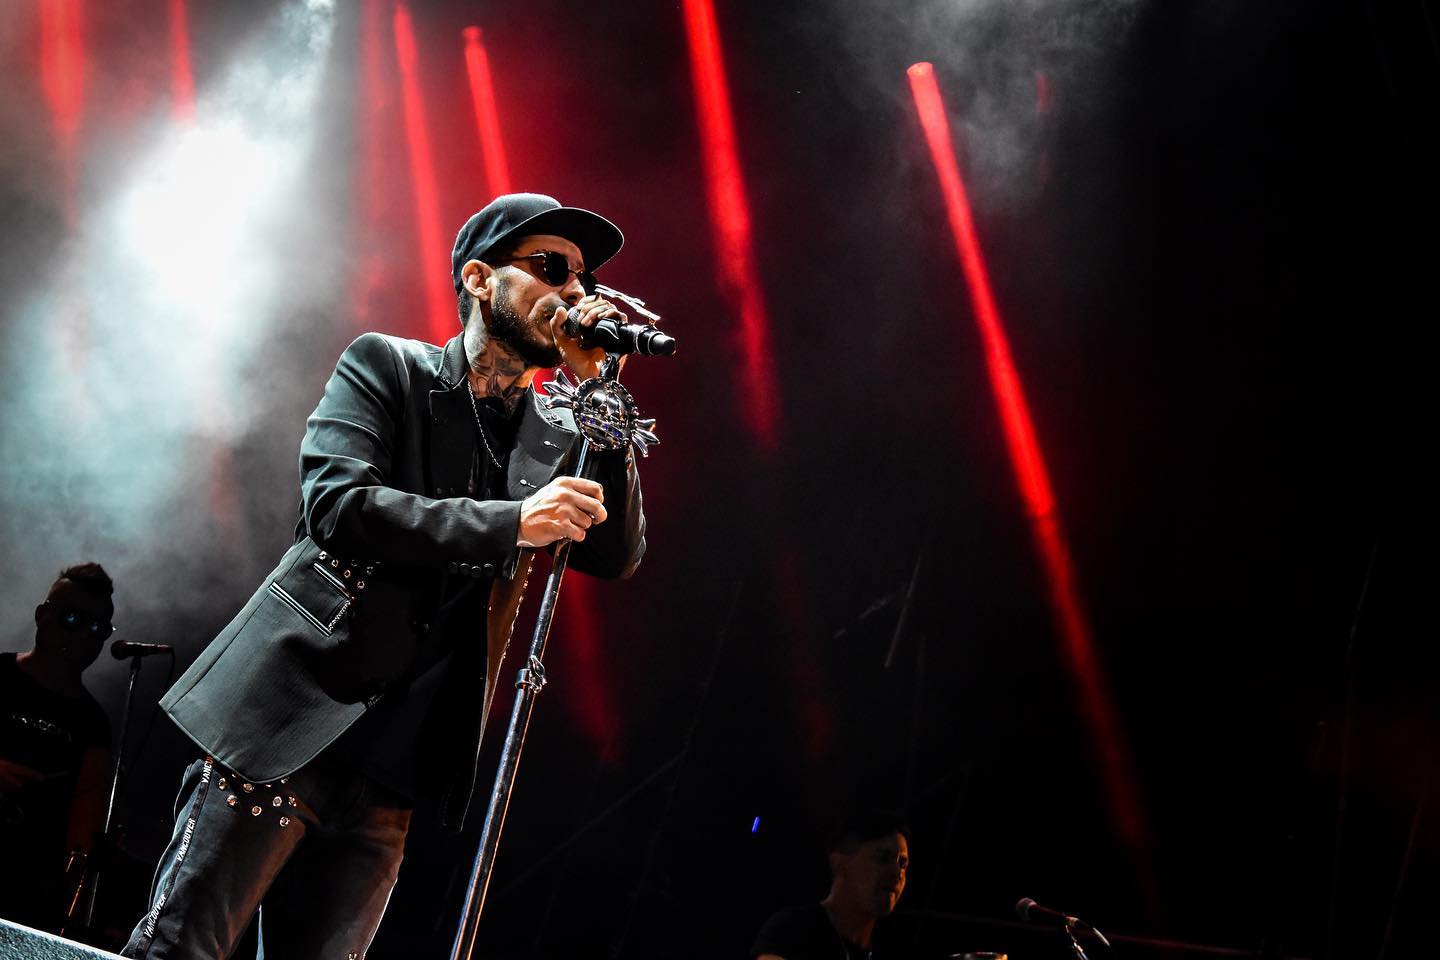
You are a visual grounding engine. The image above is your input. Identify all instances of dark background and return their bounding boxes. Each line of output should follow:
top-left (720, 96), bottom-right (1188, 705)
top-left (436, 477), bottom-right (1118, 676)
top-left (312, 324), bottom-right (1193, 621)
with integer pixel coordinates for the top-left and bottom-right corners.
top-left (0, 0), bottom-right (1432, 957)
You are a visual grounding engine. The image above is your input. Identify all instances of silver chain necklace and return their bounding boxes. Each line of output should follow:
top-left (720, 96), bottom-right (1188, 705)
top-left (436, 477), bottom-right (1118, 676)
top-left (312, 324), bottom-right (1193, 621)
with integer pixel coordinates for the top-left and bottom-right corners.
top-left (466, 380), bottom-right (505, 471)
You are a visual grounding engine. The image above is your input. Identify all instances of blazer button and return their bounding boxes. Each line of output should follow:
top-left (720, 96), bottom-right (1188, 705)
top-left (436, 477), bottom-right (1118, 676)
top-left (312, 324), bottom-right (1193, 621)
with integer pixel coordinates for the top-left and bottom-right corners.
top-left (482, 563), bottom-right (495, 576)
top-left (447, 562), bottom-right (458, 574)
top-left (460, 562), bottom-right (472, 574)
top-left (470, 566), bottom-right (483, 578)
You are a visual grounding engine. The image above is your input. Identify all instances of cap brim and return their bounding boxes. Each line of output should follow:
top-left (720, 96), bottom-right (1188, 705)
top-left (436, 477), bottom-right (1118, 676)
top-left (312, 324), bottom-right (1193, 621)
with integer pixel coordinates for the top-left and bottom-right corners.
top-left (484, 206), bottom-right (624, 273)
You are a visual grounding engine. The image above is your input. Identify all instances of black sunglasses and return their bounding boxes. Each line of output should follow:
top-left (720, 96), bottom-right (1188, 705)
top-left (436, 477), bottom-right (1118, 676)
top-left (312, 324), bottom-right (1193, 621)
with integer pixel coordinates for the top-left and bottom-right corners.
top-left (491, 251), bottom-right (597, 295)
top-left (43, 600), bottom-right (115, 640)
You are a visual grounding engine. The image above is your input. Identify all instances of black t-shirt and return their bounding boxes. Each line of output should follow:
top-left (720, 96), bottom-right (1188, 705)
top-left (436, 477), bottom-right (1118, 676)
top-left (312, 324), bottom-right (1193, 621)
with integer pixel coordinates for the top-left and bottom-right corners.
top-left (0, 651), bottom-right (110, 845)
top-left (751, 904), bottom-right (888, 960)
top-left (329, 395), bottom-right (520, 801)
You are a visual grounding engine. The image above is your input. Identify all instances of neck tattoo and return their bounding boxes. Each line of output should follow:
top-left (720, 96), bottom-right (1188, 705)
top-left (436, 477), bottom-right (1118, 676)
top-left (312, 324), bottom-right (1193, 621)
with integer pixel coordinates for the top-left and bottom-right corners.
top-left (468, 341), bottom-right (527, 416)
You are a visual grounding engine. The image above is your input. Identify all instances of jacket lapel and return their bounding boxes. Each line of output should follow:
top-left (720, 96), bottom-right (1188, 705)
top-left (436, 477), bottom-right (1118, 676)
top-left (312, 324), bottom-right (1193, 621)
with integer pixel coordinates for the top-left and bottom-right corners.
top-left (505, 385), bottom-right (579, 498)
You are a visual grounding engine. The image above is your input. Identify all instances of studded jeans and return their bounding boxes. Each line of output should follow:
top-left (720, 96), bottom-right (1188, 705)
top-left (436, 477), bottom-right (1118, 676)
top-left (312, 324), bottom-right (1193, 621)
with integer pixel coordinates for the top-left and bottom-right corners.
top-left (121, 754), bottom-right (410, 960)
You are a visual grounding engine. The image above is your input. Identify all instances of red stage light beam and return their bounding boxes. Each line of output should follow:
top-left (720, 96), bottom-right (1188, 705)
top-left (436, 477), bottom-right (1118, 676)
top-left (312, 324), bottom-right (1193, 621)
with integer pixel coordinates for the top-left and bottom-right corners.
top-left (168, 0), bottom-right (195, 121)
top-left (557, 576), bottom-right (619, 757)
top-left (393, 4), bottom-right (454, 344)
top-left (681, 0), bottom-right (780, 449)
top-left (462, 26), bottom-right (511, 196)
top-left (907, 62), bottom-right (1148, 853)
top-left (40, 0), bottom-right (89, 385)
top-left (776, 539), bottom-right (831, 764)
top-left (458, 22), bottom-right (612, 755)
top-left (355, 0), bottom-right (396, 332)
top-left (40, 0), bottom-right (85, 225)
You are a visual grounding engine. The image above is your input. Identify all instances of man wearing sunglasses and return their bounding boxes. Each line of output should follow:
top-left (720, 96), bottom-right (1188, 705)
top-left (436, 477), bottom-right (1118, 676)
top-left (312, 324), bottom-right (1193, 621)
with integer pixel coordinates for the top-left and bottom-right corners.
top-left (123, 194), bottom-right (645, 960)
top-left (1, 563), bottom-right (114, 933)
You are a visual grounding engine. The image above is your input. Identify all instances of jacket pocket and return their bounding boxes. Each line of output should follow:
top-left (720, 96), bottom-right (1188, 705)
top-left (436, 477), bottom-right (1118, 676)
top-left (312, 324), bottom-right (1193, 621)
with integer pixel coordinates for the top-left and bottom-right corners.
top-left (268, 560), bottom-right (351, 635)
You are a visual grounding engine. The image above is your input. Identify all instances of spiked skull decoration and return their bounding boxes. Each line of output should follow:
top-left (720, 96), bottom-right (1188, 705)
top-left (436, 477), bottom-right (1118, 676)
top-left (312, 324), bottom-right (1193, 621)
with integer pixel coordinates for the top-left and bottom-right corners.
top-left (541, 370), bottom-right (660, 457)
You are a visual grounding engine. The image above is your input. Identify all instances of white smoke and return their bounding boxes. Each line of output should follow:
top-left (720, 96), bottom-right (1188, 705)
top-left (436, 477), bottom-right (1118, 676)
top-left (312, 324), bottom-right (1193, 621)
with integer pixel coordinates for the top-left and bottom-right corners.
top-left (0, 0), bottom-right (338, 645)
top-left (821, 0), bottom-right (1139, 207)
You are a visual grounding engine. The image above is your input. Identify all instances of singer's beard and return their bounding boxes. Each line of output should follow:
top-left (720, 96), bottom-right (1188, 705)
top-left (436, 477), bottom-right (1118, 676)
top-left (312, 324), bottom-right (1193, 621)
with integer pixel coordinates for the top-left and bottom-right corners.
top-left (487, 283), bottom-right (561, 368)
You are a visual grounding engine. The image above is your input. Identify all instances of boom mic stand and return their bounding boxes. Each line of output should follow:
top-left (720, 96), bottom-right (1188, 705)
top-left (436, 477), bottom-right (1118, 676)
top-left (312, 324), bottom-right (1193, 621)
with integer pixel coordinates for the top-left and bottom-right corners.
top-left (449, 354), bottom-right (658, 960)
top-left (63, 648), bottom-right (151, 938)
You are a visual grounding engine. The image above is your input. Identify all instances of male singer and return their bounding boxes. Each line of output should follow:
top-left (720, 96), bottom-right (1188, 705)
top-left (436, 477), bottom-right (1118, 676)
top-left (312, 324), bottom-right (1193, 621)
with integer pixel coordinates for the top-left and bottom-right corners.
top-left (123, 193), bottom-right (646, 959)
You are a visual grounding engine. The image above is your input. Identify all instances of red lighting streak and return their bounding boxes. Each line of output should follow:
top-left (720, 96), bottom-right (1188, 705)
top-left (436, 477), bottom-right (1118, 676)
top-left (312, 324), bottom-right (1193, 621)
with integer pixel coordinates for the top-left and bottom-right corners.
top-left (355, 0), bottom-right (393, 332)
top-left (39, 0), bottom-right (88, 382)
top-left (462, 26), bottom-right (511, 196)
top-left (168, 0), bottom-right (195, 121)
top-left (40, 0), bottom-right (83, 144)
top-left (1035, 70), bottom-right (1052, 116)
top-left (776, 539), bottom-right (831, 763)
top-left (40, 0), bottom-right (84, 224)
top-left (907, 62), bottom-right (1148, 851)
top-left (558, 577), bottom-right (619, 756)
top-left (392, 4), bottom-right (454, 344)
top-left (681, 0), bottom-right (780, 449)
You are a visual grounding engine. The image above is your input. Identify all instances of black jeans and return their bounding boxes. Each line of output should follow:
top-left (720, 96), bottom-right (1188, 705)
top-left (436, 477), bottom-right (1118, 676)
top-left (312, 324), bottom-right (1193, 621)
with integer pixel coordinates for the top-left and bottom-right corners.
top-left (122, 754), bottom-right (410, 960)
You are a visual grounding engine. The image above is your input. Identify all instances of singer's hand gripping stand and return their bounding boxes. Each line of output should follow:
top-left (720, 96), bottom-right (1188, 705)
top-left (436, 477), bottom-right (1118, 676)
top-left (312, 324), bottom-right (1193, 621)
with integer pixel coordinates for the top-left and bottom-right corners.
top-left (449, 351), bottom-right (659, 960)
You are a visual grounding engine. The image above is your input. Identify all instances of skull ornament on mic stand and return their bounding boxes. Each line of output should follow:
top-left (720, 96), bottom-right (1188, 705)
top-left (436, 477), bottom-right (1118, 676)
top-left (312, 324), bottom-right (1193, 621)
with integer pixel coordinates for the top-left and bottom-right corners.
top-left (449, 290), bottom-right (663, 960)
top-left (542, 369), bottom-right (660, 456)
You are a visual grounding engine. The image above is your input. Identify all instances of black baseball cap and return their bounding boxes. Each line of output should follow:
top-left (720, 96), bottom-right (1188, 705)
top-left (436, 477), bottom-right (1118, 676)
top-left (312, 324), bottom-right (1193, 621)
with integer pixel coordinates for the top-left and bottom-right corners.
top-left (451, 193), bottom-right (624, 294)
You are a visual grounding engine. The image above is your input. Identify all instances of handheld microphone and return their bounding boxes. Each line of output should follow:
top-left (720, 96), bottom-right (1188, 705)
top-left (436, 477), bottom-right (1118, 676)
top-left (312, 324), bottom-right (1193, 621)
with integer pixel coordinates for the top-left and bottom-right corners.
top-left (110, 640), bottom-right (174, 660)
top-left (564, 308), bottom-right (676, 357)
top-left (1015, 897), bottom-right (1081, 928)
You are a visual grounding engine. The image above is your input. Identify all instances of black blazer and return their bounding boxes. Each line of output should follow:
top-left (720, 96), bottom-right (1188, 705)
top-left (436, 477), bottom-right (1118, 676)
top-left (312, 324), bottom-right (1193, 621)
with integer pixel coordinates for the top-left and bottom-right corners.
top-left (161, 333), bottom-right (645, 812)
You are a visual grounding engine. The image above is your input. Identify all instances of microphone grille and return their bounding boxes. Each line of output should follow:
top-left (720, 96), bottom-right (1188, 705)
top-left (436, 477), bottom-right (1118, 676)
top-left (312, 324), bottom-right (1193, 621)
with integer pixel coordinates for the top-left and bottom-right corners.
top-left (1015, 897), bottom-right (1037, 921)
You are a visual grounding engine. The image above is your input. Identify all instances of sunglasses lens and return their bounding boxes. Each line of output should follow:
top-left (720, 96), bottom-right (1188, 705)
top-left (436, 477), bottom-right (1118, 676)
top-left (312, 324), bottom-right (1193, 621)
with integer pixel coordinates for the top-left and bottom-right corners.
top-left (51, 603), bottom-right (112, 637)
top-left (541, 252), bottom-right (571, 287)
top-left (579, 272), bottom-right (597, 296)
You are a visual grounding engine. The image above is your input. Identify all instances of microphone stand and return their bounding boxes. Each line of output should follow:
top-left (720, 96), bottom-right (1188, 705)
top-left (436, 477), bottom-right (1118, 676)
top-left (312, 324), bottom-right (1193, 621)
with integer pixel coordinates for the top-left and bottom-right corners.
top-left (1063, 921), bottom-right (1092, 960)
top-left (449, 355), bottom-right (658, 960)
top-left (1064, 919), bottom-right (1114, 960)
top-left (64, 652), bottom-right (144, 937)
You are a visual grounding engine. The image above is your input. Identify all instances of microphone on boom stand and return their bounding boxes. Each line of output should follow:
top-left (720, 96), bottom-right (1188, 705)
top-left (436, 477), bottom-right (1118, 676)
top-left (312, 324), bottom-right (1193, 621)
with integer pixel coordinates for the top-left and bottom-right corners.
top-left (110, 640), bottom-right (173, 659)
top-left (66, 638), bottom-right (176, 935)
top-left (450, 285), bottom-right (666, 960)
top-left (1015, 898), bottom-right (1113, 960)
